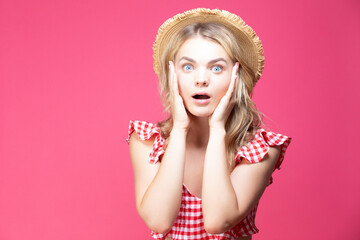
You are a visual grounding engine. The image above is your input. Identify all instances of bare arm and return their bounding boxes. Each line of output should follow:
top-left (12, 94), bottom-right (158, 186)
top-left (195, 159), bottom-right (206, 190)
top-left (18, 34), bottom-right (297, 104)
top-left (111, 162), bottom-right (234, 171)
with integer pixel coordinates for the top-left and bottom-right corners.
top-left (129, 128), bottom-right (186, 234)
top-left (202, 62), bottom-right (281, 233)
top-left (202, 128), bottom-right (280, 234)
top-left (129, 61), bottom-right (189, 234)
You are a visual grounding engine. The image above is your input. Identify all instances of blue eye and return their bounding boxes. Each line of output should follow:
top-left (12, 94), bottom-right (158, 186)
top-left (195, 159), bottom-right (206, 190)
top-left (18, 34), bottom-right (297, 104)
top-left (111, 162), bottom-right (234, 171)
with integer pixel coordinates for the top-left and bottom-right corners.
top-left (183, 64), bottom-right (193, 71)
top-left (212, 65), bottom-right (222, 72)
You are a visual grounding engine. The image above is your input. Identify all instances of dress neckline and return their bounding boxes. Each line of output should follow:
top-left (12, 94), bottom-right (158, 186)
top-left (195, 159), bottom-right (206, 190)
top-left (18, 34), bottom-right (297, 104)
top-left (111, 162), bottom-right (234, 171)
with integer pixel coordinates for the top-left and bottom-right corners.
top-left (183, 184), bottom-right (202, 201)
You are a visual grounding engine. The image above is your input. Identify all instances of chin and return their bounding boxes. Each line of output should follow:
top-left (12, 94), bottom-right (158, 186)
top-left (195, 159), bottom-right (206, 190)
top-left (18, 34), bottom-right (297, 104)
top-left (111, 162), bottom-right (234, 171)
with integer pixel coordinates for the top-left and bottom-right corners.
top-left (187, 109), bottom-right (214, 118)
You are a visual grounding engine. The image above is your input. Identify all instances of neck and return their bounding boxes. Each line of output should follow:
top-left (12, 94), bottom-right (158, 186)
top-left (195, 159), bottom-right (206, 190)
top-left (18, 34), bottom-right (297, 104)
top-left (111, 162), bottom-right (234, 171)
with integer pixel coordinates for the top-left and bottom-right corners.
top-left (186, 115), bottom-right (210, 148)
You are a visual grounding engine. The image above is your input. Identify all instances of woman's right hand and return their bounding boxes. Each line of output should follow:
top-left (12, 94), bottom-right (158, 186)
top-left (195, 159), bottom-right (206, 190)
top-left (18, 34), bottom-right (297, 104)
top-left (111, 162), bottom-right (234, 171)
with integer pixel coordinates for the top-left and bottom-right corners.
top-left (169, 61), bottom-right (190, 131)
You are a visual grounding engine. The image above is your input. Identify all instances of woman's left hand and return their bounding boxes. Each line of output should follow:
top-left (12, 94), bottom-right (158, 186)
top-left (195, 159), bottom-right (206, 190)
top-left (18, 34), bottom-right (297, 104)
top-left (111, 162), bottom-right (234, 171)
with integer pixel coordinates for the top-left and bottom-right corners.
top-left (209, 62), bottom-right (239, 129)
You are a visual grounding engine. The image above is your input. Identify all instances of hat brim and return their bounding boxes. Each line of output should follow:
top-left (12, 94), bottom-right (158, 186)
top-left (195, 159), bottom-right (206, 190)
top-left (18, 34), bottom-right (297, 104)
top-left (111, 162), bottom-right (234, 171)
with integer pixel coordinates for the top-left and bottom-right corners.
top-left (153, 8), bottom-right (265, 81)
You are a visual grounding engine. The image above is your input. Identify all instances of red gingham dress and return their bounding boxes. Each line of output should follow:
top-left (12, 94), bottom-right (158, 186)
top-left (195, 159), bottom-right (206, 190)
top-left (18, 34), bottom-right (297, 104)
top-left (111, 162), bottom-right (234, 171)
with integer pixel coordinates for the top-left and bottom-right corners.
top-left (127, 120), bottom-right (292, 240)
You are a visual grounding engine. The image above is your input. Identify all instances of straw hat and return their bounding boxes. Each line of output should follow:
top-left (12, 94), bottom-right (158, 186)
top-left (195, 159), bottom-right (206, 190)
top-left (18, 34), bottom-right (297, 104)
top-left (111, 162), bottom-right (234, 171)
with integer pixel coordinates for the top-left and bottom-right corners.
top-left (153, 8), bottom-right (265, 82)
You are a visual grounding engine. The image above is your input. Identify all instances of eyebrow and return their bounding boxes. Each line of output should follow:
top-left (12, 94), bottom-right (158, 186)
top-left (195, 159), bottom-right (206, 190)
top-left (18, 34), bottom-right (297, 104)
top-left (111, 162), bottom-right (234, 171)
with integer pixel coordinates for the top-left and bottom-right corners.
top-left (178, 56), bottom-right (228, 64)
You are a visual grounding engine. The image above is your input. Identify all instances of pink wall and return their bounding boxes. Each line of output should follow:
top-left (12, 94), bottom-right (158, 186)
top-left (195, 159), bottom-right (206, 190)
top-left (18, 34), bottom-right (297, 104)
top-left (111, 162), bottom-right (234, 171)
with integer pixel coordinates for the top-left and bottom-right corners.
top-left (0, 0), bottom-right (359, 239)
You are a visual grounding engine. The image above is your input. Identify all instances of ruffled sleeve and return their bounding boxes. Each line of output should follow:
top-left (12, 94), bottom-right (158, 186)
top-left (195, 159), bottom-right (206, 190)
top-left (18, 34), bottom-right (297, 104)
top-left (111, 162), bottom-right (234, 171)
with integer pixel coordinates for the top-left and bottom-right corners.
top-left (235, 128), bottom-right (292, 185)
top-left (127, 120), bottom-right (165, 164)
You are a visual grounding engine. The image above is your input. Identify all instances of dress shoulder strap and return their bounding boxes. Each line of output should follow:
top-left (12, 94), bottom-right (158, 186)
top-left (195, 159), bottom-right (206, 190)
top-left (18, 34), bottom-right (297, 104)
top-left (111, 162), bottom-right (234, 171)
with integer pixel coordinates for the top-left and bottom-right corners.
top-left (235, 128), bottom-right (292, 185)
top-left (127, 120), bottom-right (165, 164)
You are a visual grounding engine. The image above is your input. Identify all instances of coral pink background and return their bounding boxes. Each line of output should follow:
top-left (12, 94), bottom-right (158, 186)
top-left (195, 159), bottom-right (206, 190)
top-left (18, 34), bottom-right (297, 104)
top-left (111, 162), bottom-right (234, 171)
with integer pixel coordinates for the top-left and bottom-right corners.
top-left (1, 0), bottom-right (359, 239)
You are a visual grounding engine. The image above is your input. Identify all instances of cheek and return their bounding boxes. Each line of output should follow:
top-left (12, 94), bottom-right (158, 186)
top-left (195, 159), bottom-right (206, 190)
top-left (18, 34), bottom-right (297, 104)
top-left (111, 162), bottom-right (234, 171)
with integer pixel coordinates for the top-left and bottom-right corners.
top-left (176, 73), bottom-right (191, 96)
top-left (216, 77), bottom-right (231, 97)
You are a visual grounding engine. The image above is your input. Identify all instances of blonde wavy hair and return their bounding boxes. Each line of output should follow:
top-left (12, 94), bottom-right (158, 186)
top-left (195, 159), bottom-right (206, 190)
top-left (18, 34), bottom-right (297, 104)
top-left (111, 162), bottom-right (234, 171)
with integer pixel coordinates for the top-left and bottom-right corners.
top-left (157, 22), bottom-right (263, 169)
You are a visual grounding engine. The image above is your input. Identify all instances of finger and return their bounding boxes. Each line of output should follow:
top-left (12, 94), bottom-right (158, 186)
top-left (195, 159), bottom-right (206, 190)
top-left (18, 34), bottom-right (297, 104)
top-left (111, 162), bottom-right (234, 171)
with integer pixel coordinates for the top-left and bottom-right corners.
top-left (232, 62), bottom-right (240, 77)
top-left (229, 62), bottom-right (239, 101)
top-left (169, 61), bottom-right (174, 91)
top-left (169, 61), bottom-right (180, 96)
top-left (224, 62), bottom-right (239, 100)
top-left (230, 62), bottom-right (239, 91)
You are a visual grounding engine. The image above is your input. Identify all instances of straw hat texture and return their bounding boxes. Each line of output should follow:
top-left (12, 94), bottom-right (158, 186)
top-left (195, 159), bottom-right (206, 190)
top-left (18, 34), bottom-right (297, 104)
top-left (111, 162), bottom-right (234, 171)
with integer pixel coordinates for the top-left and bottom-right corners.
top-left (153, 8), bottom-right (265, 82)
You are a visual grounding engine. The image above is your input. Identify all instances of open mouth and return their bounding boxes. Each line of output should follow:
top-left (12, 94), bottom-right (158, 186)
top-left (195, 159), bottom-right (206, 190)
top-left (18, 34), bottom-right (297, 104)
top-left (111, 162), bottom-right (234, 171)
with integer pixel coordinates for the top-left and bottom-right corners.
top-left (192, 94), bottom-right (210, 99)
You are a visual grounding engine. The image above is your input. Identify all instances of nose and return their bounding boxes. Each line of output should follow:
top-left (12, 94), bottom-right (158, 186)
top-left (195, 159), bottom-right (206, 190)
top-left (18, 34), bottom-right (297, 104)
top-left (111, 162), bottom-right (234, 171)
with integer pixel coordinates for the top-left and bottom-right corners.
top-left (195, 68), bottom-right (209, 87)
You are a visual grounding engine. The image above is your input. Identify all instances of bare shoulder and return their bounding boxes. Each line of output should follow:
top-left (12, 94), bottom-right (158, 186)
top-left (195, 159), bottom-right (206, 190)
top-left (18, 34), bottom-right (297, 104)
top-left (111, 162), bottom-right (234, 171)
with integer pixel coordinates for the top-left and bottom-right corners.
top-left (232, 145), bottom-right (281, 184)
top-left (129, 131), bottom-right (155, 155)
top-left (128, 132), bottom-right (160, 207)
top-left (264, 145), bottom-right (281, 164)
top-left (129, 131), bottom-right (160, 167)
top-left (229, 145), bottom-right (282, 215)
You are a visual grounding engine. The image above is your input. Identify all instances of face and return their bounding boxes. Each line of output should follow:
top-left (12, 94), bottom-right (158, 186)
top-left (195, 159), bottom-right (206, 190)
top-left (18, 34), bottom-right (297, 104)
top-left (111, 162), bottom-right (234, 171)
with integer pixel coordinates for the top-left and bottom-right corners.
top-left (174, 37), bottom-right (234, 118)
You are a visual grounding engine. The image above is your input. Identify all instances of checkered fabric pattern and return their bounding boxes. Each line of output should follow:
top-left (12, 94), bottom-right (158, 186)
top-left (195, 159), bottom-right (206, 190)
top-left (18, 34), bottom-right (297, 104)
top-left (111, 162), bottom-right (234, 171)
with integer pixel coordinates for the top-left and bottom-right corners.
top-left (235, 128), bottom-right (292, 185)
top-left (127, 120), bottom-right (165, 164)
top-left (127, 120), bottom-right (292, 240)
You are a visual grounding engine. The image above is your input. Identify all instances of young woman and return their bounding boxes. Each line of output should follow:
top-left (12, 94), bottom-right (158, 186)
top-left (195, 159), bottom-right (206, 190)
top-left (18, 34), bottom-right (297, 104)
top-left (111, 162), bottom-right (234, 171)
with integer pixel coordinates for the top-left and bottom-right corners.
top-left (127, 8), bottom-right (292, 240)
